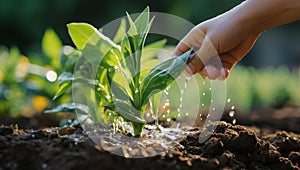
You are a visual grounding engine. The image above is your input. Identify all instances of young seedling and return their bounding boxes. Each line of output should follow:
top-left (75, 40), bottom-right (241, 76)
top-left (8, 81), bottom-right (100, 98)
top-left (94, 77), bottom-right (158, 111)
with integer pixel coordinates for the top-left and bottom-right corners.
top-left (47, 7), bottom-right (191, 136)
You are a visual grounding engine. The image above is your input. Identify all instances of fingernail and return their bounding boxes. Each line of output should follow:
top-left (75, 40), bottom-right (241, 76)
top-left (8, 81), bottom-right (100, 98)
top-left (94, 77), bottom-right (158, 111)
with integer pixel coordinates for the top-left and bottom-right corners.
top-left (204, 65), bottom-right (219, 80)
top-left (218, 68), bottom-right (229, 80)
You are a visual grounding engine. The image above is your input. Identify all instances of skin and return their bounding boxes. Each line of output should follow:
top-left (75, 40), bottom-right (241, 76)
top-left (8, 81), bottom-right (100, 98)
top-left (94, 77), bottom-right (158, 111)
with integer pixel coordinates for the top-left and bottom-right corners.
top-left (175, 0), bottom-right (300, 80)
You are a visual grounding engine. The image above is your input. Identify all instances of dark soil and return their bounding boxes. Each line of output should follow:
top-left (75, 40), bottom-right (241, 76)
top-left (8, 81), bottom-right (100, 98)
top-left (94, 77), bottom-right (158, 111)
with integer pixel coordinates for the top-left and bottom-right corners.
top-left (0, 120), bottom-right (299, 170)
top-left (0, 106), bottom-right (300, 170)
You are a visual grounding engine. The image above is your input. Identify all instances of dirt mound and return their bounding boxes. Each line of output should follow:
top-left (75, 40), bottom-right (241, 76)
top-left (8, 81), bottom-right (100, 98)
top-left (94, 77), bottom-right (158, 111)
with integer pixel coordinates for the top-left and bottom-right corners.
top-left (0, 121), bottom-right (299, 170)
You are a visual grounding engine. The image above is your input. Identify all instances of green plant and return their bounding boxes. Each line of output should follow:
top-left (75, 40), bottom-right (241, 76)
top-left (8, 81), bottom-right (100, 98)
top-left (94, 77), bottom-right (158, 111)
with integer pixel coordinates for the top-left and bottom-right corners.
top-left (0, 28), bottom-right (68, 116)
top-left (47, 7), bottom-right (191, 136)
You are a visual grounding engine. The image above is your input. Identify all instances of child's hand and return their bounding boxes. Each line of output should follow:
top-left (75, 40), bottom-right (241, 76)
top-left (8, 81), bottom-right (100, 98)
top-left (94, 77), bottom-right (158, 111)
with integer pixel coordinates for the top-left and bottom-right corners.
top-left (174, 10), bottom-right (260, 80)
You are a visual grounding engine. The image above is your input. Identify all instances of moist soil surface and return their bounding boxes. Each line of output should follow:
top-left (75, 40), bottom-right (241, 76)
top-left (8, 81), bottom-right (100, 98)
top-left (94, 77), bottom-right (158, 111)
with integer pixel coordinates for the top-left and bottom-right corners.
top-left (0, 107), bottom-right (300, 170)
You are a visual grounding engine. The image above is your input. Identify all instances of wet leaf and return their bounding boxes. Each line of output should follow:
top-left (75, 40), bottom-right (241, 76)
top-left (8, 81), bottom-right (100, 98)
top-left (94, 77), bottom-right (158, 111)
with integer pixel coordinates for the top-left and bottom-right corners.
top-left (141, 50), bottom-right (191, 105)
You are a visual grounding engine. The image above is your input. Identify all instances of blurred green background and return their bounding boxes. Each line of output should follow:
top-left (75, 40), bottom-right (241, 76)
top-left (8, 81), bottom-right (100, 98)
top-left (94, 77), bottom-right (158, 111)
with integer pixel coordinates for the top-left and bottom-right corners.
top-left (1, 0), bottom-right (300, 118)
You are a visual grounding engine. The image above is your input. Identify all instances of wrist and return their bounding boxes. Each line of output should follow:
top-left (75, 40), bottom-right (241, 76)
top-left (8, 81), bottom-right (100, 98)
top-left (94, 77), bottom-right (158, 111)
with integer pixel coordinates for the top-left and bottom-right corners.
top-left (232, 0), bottom-right (300, 35)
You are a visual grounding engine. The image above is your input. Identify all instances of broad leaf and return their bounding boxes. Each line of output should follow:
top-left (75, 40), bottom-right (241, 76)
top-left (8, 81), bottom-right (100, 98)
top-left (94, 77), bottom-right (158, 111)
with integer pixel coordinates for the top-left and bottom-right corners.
top-left (82, 30), bottom-right (120, 64)
top-left (67, 23), bottom-right (97, 50)
top-left (141, 50), bottom-right (191, 106)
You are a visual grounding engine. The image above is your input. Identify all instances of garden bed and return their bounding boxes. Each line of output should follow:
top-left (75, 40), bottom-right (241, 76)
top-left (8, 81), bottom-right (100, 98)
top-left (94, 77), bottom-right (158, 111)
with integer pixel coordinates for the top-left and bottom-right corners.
top-left (0, 107), bottom-right (300, 170)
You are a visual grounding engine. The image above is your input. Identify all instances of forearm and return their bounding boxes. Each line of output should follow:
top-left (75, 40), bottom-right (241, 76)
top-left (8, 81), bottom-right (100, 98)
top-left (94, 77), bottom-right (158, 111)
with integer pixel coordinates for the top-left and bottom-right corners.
top-left (231, 0), bottom-right (300, 34)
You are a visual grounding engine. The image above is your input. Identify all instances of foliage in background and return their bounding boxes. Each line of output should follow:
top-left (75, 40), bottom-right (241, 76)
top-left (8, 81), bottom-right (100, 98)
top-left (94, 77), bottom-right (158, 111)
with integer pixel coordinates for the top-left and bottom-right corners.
top-left (227, 66), bottom-right (300, 111)
top-left (0, 0), bottom-right (244, 52)
top-left (0, 29), bottom-right (69, 117)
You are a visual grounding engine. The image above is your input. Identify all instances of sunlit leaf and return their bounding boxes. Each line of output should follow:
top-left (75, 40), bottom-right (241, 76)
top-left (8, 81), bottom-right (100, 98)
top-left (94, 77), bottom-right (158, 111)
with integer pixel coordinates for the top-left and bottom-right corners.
top-left (67, 23), bottom-right (98, 50)
top-left (141, 50), bottom-right (191, 106)
top-left (42, 28), bottom-right (62, 69)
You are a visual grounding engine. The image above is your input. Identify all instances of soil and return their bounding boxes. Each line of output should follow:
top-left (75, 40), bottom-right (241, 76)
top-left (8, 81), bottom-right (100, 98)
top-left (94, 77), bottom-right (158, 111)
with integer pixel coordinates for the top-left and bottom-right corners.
top-left (0, 107), bottom-right (300, 170)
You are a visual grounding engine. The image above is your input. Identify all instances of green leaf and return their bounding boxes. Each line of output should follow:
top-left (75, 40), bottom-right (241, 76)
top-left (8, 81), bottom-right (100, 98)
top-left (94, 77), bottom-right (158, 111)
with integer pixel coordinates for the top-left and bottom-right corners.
top-left (53, 82), bottom-right (71, 100)
top-left (134, 6), bottom-right (149, 34)
top-left (42, 28), bottom-right (62, 69)
top-left (126, 12), bottom-right (137, 36)
top-left (67, 23), bottom-right (98, 50)
top-left (141, 50), bottom-right (191, 106)
top-left (45, 103), bottom-right (89, 115)
top-left (113, 18), bottom-right (127, 43)
top-left (114, 100), bottom-right (145, 124)
top-left (142, 39), bottom-right (167, 62)
top-left (82, 30), bottom-right (120, 64)
top-left (111, 81), bottom-right (132, 103)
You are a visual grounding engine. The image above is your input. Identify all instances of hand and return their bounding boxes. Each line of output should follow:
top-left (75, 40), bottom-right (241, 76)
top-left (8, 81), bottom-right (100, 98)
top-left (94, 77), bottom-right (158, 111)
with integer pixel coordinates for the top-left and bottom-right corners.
top-left (174, 9), bottom-right (260, 80)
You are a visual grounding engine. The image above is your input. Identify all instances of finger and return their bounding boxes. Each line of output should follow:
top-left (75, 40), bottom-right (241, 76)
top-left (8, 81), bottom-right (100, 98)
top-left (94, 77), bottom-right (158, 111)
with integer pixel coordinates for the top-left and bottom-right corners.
top-left (218, 67), bottom-right (230, 80)
top-left (184, 54), bottom-right (204, 75)
top-left (220, 53), bottom-right (239, 70)
top-left (202, 65), bottom-right (220, 80)
top-left (195, 36), bottom-right (219, 66)
top-left (174, 27), bottom-right (205, 55)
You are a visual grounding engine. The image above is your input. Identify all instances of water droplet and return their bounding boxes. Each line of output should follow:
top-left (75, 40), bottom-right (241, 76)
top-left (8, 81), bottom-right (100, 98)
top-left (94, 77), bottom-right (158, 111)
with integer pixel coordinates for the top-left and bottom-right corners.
top-left (202, 81), bottom-right (205, 85)
top-left (167, 109), bottom-right (171, 114)
top-left (231, 106), bottom-right (235, 110)
top-left (177, 113), bottom-right (181, 117)
top-left (162, 115), bottom-right (166, 118)
top-left (46, 71), bottom-right (57, 82)
top-left (74, 138), bottom-right (79, 145)
top-left (42, 163), bottom-right (47, 169)
top-left (185, 112), bottom-right (189, 116)
top-left (211, 99), bottom-right (213, 103)
top-left (212, 107), bottom-right (216, 111)
top-left (232, 119), bottom-right (237, 125)
top-left (167, 118), bottom-right (171, 122)
top-left (134, 89), bottom-right (139, 94)
top-left (209, 88), bottom-right (212, 91)
top-left (201, 103), bottom-right (204, 106)
top-left (202, 92), bottom-right (206, 96)
top-left (227, 98), bottom-right (231, 103)
top-left (165, 102), bottom-right (170, 107)
top-left (228, 111), bottom-right (235, 117)
top-left (146, 112), bottom-right (151, 117)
